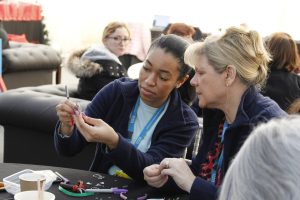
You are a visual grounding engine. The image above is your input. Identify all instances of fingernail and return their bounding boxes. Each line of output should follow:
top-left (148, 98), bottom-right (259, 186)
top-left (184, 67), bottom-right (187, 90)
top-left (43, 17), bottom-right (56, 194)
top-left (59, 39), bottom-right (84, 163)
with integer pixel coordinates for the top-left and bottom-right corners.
top-left (75, 110), bottom-right (80, 116)
top-left (75, 103), bottom-right (81, 111)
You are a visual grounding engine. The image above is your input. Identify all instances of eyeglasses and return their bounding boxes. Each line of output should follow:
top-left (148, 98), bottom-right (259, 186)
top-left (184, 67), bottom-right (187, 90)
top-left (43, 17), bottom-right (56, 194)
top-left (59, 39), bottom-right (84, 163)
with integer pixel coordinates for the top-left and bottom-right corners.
top-left (107, 36), bottom-right (131, 43)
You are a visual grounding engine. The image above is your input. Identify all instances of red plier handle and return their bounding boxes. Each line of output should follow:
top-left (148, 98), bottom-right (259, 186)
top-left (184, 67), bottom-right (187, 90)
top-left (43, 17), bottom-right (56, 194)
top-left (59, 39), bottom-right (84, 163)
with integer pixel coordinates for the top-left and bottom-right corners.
top-left (60, 180), bottom-right (85, 193)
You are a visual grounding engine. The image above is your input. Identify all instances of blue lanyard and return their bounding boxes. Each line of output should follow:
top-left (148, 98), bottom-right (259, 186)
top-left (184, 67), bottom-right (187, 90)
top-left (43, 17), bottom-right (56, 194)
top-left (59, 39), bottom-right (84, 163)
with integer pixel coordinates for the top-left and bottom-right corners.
top-left (211, 121), bottom-right (228, 185)
top-left (128, 96), bottom-right (167, 148)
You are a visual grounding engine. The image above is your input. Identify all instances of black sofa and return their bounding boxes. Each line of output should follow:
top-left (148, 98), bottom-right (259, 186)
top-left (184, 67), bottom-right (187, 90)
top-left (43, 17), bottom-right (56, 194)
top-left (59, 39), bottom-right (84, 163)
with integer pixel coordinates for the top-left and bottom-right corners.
top-left (0, 84), bottom-right (96, 170)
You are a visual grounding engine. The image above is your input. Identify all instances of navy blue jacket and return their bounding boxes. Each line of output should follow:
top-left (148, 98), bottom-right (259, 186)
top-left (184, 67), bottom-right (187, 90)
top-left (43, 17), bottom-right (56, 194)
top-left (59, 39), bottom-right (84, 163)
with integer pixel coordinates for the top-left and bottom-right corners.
top-left (54, 78), bottom-right (199, 181)
top-left (165, 87), bottom-right (286, 200)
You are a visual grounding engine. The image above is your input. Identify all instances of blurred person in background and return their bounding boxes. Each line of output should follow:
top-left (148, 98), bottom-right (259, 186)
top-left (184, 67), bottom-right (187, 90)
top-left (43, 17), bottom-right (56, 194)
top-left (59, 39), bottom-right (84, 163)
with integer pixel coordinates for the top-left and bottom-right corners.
top-left (119, 22), bottom-right (151, 70)
top-left (67, 21), bottom-right (131, 100)
top-left (164, 22), bottom-right (195, 43)
top-left (262, 32), bottom-right (300, 111)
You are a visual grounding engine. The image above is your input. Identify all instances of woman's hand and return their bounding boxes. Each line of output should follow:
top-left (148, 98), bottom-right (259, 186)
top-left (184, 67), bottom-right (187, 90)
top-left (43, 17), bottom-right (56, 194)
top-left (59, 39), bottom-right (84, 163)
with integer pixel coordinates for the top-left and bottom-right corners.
top-left (72, 113), bottom-right (119, 149)
top-left (159, 158), bottom-right (196, 193)
top-left (143, 164), bottom-right (169, 188)
top-left (56, 99), bottom-right (77, 136)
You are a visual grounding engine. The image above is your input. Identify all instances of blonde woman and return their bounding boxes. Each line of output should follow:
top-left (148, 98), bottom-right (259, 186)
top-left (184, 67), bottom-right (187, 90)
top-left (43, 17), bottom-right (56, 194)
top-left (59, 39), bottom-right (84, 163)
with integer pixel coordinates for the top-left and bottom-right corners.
top-left (143, 26), bottom-right (286, 200)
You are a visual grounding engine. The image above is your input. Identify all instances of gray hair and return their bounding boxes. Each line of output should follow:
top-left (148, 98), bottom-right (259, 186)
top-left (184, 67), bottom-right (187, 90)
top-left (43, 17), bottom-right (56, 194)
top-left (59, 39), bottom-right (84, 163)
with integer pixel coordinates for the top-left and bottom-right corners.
top-left (219, 115), bottom-right (300, 200)
top-left (185, 26), bottom-right (271, 90)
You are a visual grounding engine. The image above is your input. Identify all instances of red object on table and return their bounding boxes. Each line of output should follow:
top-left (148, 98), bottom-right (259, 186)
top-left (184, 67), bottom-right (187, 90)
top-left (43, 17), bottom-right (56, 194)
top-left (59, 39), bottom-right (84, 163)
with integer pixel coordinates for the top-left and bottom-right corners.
top-left (0, 1), bottom-right (42, 21)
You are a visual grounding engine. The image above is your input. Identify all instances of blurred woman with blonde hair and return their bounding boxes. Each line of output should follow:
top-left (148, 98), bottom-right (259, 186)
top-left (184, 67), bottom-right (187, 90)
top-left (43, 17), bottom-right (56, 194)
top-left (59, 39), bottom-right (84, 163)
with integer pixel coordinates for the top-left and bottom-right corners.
top-left (67, 21), bottom-right (131, 100)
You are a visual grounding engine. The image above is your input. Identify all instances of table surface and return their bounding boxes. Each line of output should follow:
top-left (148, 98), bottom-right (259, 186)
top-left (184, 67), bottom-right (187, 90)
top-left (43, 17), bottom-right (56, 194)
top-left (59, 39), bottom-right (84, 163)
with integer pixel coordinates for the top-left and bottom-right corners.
top-left (0, 163), bottom-right (188, 200)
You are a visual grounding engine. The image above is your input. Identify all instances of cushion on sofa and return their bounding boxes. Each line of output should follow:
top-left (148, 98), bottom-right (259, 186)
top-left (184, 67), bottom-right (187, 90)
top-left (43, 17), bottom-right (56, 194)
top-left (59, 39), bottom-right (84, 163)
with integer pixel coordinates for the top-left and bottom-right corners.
top-left (2, 42), bottom-right (61, 72)
top-left (7, 33), bottom-right (29, 43)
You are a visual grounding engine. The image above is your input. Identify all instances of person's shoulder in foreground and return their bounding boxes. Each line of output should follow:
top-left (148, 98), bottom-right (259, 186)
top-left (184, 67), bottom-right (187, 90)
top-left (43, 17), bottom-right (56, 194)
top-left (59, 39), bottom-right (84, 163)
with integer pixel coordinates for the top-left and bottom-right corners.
top-left (219, 115), bottom-right (300, 200)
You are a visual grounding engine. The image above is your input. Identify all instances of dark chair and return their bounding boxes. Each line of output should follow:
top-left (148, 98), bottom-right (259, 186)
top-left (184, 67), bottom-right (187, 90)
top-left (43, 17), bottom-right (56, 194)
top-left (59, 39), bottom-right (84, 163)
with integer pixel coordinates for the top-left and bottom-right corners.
top-left (184, 117), bottom-right (203, 160)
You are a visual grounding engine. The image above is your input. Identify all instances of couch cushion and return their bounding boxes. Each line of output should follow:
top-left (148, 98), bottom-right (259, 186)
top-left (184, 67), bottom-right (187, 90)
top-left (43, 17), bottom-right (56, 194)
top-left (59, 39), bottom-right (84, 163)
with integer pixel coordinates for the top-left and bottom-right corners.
top-left (7, 33), bottom-right (29, 43)
top-left (2, 42), bottom-right (62, 72)
top-left (11, 84), bottom-right (79, 97)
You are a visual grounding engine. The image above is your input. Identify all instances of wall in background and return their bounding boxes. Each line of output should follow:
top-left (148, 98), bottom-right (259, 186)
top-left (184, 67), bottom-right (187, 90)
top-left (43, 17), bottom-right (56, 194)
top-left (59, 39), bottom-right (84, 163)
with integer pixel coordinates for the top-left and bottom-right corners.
top-left (20, 0), bottom-right (300, 57)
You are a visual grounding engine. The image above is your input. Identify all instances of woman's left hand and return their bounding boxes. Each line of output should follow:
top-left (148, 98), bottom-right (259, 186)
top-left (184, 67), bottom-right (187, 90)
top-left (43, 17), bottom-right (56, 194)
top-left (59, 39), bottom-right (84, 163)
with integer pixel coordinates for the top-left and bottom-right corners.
top-left (143, 164), bottom-right (169, 188)
top-left (160, 158), bottom-right (196, 193)
top-left (72, 112), bottom-right (119, 149)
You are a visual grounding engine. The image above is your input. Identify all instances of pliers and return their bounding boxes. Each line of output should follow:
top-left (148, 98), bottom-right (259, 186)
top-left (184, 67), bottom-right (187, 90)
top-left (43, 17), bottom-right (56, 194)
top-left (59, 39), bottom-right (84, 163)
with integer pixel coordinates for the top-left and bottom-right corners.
top-left (59, 180), bottom-right (85, 193)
